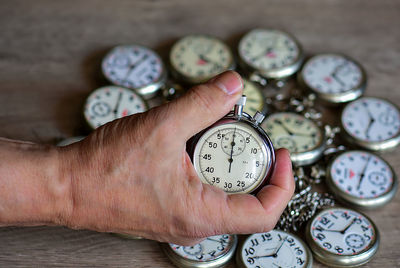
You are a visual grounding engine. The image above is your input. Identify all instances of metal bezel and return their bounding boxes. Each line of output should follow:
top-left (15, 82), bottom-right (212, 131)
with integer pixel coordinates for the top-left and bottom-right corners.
top-left (297, 53), bottom-right (367, 105)
top-left (235, 230), bottom-right (313, 268)
top-left (340, 96), bottom-right (400, 151)
top-left (102, 44), bottom-right (167, 99)
top-left (238, 28), bottom-right (305, 80)
top-left (189, 111), bottom-right (275, 194)
top-left (261, 112), bottom-right (327, 166)
top-left (305, 207), bottom-right (380, 267)
top-left (326, 150), bottom-right (398, 209)
top-left (83, 85), bottom-right (149, 130)
top-left (169, 34), bottom-right (235, 85)
top-left (160, 235), bottom-right (238, 268)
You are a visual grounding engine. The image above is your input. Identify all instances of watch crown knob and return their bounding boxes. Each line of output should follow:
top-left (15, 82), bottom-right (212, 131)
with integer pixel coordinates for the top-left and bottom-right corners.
top-left (253, 111), bottom-right (265, 125)
top-left (234, 95), bottom-right (246, 117)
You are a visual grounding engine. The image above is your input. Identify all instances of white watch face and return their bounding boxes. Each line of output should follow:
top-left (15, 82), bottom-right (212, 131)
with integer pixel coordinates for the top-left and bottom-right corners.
top-left (342, 97), bottom-right (400, 143)
top-left (170, 35), bottom-right (233, 82)
top-left (240, 230), bottom-right (311, 268)
top-left (193, 121), bottom-right (273, 194)
top-left (310, 208), bottom-right (376, 256)
top-left (102, 45), bottom-right (164, 90)
top-left (302, 54), bottom-right (363, 94)
top-left (242, 79), bottom-right (265, 116)
top-left (330, 151), bottom-right (394, 199)
top-left (261, 112), bottom-right (323, 153)
top-left (84, 86), bottom-right (147, 129)
top-left (239, 29), bottom-right (300, 71)
top-left (169, 234), bottom-right (235, 262)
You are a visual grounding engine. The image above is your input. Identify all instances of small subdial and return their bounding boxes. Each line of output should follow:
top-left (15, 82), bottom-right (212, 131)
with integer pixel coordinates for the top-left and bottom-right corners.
top-left (92, 102), bottom-right (111, 117)
top-left (276, 136), bottom-right (297, 151)
top-left (345, 234), bottom-right (366, 249)
top-left (221, 131), bottom-right (246, 156)
top-left (368, 171), bottom-right (387, 186)
top-left (379, 111), bottom-right (396, 125)
top-left (183, 244), bottom-right (203, 256)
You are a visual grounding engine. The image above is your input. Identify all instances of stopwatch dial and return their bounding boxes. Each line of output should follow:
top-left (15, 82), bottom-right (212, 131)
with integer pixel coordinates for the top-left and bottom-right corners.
top-left (342, 97), bottom-right (400, 143)
top-left (301, 54), bottom-right (363, 94)
top-left (169, 234), bottom-right (235, 262)
top-left (102, 45), bottom-right (164, 89)
top-left (330, 151), bottom-right (394, 199)
top-left (240, 230), bottom-right (310, 268)
top-left (84, 86), bottom-right (147, 129)
top-left (170, 35), bottom-right (233, 82)
top-left (193, 122), bottom-right (272, 194)
top-left (261, 112), bottom-right (323, 153)
top-left (309, 208), bottom-right (376, 256)
top-left (242, 79), bottom-right (265, 115)
top-left (239, 29), bottom-right (300, 71)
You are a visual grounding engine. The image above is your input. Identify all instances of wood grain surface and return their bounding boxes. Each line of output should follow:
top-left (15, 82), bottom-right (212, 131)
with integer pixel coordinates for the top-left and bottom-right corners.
top-left (0, 0), bottom-right (399, 267)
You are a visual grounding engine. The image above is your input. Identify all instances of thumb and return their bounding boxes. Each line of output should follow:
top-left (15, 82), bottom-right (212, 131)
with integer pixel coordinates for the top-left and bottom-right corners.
top-left (166, 71), bottom-right (243, 140)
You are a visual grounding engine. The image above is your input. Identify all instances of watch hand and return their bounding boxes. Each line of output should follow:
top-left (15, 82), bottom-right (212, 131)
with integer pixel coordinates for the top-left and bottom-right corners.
top-left (341, 217), bottom-right (357, 234)
top-left (198, 54), bottom-right (223, 69)
top-left (124, 54), bottom-right (149, 80)
top-left (272, 263), bottom-right (282, 268)
top-left (273, 236), bottom-right (287, 256)
top-left (357, 156), bottom-right (371, 190)
top-left (274, 120), bottom-right (294, 136)
top-left (331, 73), bottom-right (345, 86)
top-left (113, 92), bottom-right (123, 118)
top-left (206, 238), bottom-right (227, 244)
top-left (253, 254), bottom-right (276, 259)
top-left (228, 128), bottom-right (236, 173)
top-left (364, 106), bottom-right (376, 137)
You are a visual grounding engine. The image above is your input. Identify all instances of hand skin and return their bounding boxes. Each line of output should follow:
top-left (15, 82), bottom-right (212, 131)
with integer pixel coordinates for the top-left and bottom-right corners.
top-left (0, 71), bottom-right (294, 245)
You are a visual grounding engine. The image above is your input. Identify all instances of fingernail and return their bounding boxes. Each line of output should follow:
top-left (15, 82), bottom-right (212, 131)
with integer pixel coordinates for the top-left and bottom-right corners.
top-left (209, 71), bottom-right (243, 95)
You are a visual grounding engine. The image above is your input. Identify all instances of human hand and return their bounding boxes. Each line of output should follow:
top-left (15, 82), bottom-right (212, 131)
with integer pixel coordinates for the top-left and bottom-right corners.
top-left (58, 71), bottom-right (295, 245)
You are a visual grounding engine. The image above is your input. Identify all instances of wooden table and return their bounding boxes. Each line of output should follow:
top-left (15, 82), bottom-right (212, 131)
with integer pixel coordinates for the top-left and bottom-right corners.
top-left (0, 1), bottom-right (399, 267)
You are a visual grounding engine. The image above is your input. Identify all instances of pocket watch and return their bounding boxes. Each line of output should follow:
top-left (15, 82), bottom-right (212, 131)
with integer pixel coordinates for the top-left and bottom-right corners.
top-left (84, 86), bottom-right (148, 129)
top-left (326, 150), bottom-right (398, 209)
top-left (242, 78), bottom-right (266, 115)
top-left (161, 234), bottom-right (237, 268)
top-left (298, 53), bottom-right (366, 105)
top-left (102, 44), bottom-right (167, 98)
top-left (169, 34), bottom-right (235, 84)
top-left (188, 96), bottom-right (275, 194)
top-left (261, 112), bottom-right (326, 166)
top-left (340, 96), bottom-right (400, 151)
top-left (306, 207), bottom-right (379, 267)
top-left (238, 28), bottom-right (304, 85)
top-left (236, 230), bottom-right (313, 268)
top-left (56, 136), bottom-right (85, 146)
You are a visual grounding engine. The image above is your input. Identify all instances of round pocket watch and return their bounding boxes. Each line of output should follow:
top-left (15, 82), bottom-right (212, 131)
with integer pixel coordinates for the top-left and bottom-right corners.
top-left (261, 112), bottom-right (326, 166)
top-left (298, 53), bottom-right (366, 105)
top-left (340, 96), bottom-right (400, 151)
top-left (84, 85), bottom-right (148, 129)
top-left (306, 207), bottom-right (379, 267)
top-left (326, 150), bottom-right (398, 209)
top-left (238, 28), bottom-right (304, 84)
top-left (236, 230), bottom-right (313, 268)
top-left (102, 44), bottom-right (167, 98)
top-left (169, 34), bottom-right (235, 84)
top-left (189, 96), bottom-right (275, 194)
top-left (161, 234), bottom-right (237, 268)
top-left (242, 78), bottom-right (266, 115)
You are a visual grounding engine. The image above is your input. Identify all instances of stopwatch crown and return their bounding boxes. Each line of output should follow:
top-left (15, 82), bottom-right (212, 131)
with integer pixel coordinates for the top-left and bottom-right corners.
top-left (234, 95), bottom-right (247, 117)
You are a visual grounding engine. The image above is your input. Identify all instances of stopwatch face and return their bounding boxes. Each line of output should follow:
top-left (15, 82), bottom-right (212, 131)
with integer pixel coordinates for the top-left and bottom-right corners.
top-left (102, 45), bottom-right (165, 94)
top-left (192, 121), bottom-right (274, 194)
top-left (261, 112), bottom-right (324, 165)
top-left (238, 29), bottom-right (302, 78)
top-left (242, 79), bottom-right (265, 116)
top-left (306, 208), bottom-right (379, 267)
top-left (300, 54), bottom-right (365, 103)
top-left (327, 150), bottom-right (397, 208)
top-left (170, 35), bottom-right (234, 83)
top-left (237, 230), bottom-right (312, 268)
top-left (84, 86), bottom-right (147, 129)
top-left (341, 97), bottom-right (400, 150)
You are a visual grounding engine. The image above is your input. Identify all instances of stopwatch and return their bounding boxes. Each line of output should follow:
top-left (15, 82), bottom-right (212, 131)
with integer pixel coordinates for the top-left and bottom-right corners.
top-left (306, 207), bottom-right (379, 267)
top-left (56, 136), bottom-right (85, 146)
top-left (236, 230), bottom-right (313, 268)
top-left (83, 86), bottom-right (148, 129)
top-left (298, 53), bottom-right (366, 104)
top-left (242, 78), bottom-right (266, 115)
top-left (161, 234), bottom-right (237, 268)
top-left (326, 150), bottom-right (398, 209)
top-left (188, 96), bottom-right (275, 194)
top-left (238, 28), bottom-right (304, 83)
top-left (102, 45), bottom-right (167, 98)
top-left (340, 96), bottom-right (400, 151)
top-left (261, 112), bottom-right (326, 166)
top-left (169, 34), bottom-right (235, 84)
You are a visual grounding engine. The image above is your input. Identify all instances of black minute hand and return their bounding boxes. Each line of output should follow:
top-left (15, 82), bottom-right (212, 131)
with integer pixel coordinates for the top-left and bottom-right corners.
top-left (357, 156), bottom-right (371, 190)
top-left (228, 128), bottom-right (236, 173)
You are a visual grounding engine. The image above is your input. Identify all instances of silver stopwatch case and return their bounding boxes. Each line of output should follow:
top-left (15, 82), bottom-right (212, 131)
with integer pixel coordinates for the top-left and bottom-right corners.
top-left (298, 53), bottom-right (366, 105)
top-left (326, 150), bottom-right (398, 209)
